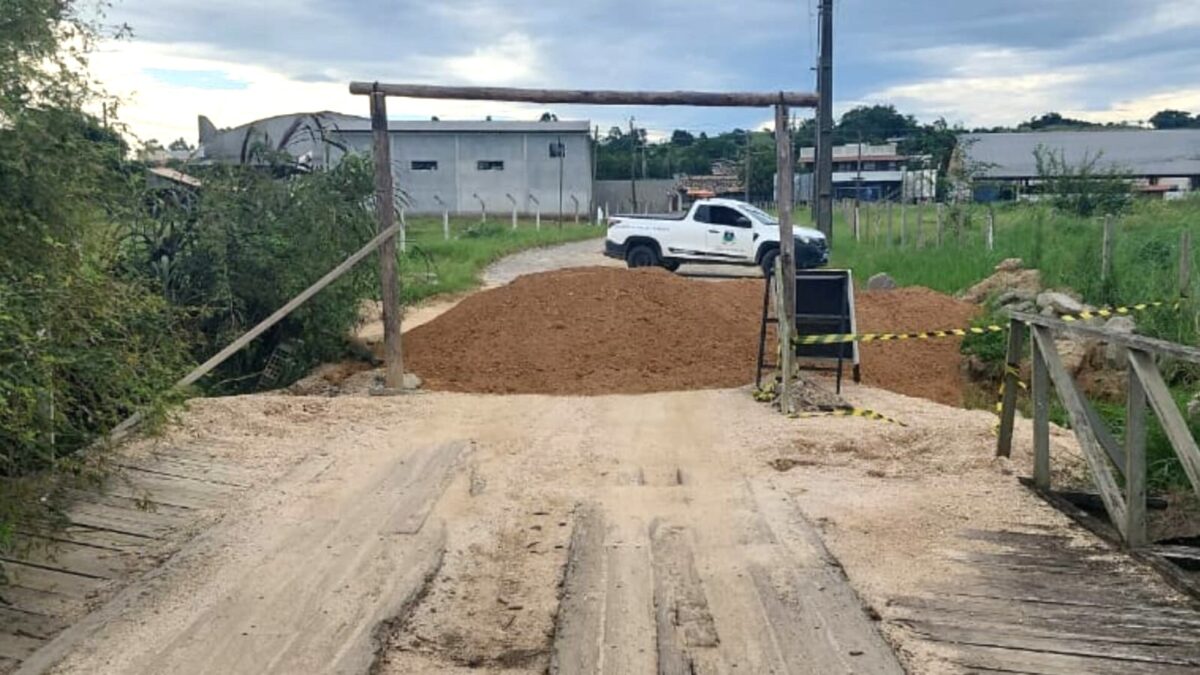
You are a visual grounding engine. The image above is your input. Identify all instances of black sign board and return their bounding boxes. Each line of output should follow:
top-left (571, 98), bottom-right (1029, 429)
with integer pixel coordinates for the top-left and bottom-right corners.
top-left (754, 269), bottom-right (861, 393)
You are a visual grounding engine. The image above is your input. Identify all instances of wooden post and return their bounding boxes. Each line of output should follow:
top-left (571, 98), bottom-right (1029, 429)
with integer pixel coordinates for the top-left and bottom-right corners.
top-left (916, 203), bottom-right (925, 249)
top-left (1032, 333), bottom-right (1051, 489)
top-left (369, 91), bottom-right (404, 389)
top-left (775, 104), bottom-right (797, 415)
top-left (996, 320), bottom-right (1026, 458)
top-left (986, 205), bottom-right (995, 251)
top-left (936, 202), bottom-right (944, 247)
top-left (1102, 216), bottom-right (1115, 282)
top-left (887, 201), bottom-right (894, 247)
top-left (1180, 229), bottom-right (1192, 298)
top-left (1125, 359), bottom-right (1148, 547)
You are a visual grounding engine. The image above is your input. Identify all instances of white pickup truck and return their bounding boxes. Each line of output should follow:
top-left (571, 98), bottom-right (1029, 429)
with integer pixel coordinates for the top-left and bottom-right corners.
top-left (603, 198), bottom-right (828, 276)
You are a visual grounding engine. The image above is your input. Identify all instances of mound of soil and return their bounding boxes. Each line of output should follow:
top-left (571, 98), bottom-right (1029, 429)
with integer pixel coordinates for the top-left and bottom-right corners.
top-left (855, 287), bottom-right (980, 406)
top-left (405, 267), bottom-right (762, 395)
top-left (404, 267), bottom-right (978, 404)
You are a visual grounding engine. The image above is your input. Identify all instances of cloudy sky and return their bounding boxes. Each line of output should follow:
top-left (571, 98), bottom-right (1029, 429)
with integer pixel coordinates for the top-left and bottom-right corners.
top-left (89, 0), bottom-right (1200, 146)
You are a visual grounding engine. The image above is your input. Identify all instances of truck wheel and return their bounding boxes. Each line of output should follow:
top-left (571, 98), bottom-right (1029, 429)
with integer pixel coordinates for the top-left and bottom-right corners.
top-left (626, 244), bottom-right (660, 268)
top-left (759, 249), bottom-right (779, 278)
top-left (661, 259), bottom-right (681, 272)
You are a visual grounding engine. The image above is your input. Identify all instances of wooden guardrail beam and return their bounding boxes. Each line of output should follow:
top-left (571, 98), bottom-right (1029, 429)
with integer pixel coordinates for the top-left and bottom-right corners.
top-left (1009, 311), bottom-right (1200, 364)
top-left (348, 82), bottom-right (819, 108)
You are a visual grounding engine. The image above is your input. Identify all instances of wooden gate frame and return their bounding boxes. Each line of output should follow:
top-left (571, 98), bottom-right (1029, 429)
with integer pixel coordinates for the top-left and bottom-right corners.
top-left (996, 311), bottom-right (1200, 548)
top-left (349, 82), bottom-right (820, 410)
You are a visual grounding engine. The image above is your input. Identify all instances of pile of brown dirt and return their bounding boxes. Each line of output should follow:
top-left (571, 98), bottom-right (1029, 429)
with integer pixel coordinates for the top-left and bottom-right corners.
top-left (404, 267), bottom-right (762, 395)
top-left (403, 267), bottom-right (978, 404)
top-left (855, 287), bottom-right (980, 406)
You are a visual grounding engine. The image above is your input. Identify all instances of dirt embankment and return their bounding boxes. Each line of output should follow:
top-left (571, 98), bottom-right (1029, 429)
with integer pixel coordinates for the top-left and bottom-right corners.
top-left (401, 267), bottom-right (977, 406)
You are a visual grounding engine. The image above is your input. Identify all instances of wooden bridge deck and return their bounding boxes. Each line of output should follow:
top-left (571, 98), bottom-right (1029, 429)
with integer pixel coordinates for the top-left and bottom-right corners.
top-left (0, 441), bottom-right (261, 674)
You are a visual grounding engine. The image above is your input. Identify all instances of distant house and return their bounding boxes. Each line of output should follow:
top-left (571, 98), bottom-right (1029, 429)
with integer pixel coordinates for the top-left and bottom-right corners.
top-left (954, 129), bottom-right (1200, 201)
top-left (195, 112), bottom-right (594, 216)
top-left (679, 160), bottom-right (744, 201)
top-left (796, 142), bottom-right (936, 203)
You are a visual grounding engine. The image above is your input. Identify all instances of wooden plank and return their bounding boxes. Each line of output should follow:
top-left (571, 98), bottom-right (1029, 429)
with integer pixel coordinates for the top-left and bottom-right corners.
top-left (1081, 392), bottom-right (1127, 471)
top-left (1032, 335), bottom-right (1051, 489)
top-left (383, 441), bottom-right (467, 535)
top-left (113, 459), bottom-right (253, 489)
top-left (549, 503), bottom-right (605, 675)
top-left (0, 561), bottom-right (107, 599)
top-left (0, 607), bottom-right (69, 641)
top-left (600, 520), bottom-right (656, 675)
top-left (1128, 349), bottom-right (1200, 500)
top-left (649, 521), bottom-right (721, 675)
top-left (1031, 326), bottom-right (1128, 531)
top-left (0, 632), bottom-right (43, 663)
top-left (349, 82), bottom-right (820, 108)
top-left (4, 536), bottom-right (131, 580)
top-left (1126, 365), bottom-right (1149, 547)
top-left (948, 643), bottom-right (1200, 675)
top-left (111, 472), bottom-right (239, 510)
top-left (1012, 311), bottom-right (1200, 364)
top-left (64, 502), bottom-right (178, 540)
top-left (0, 585), bottom-right (87, 619)
top-left (996, 320), bottom-right (1026, 458)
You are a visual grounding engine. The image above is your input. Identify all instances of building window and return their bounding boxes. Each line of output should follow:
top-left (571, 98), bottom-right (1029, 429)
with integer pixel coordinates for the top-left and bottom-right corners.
top-left (477, 160), bottom-right (505, 171)
top-left (549, 142), bottom-right (566, 158)
top-left (411, 160), bottom-right (438, 171)
top-left (862, 161), bottom-right (876, 171)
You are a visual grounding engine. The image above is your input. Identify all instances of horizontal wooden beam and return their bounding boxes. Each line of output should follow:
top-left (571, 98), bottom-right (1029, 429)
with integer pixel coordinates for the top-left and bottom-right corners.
top-left (348, 82), bottom-right (819, 108)
top-left (1010, 311), bottom-right (1200, 364)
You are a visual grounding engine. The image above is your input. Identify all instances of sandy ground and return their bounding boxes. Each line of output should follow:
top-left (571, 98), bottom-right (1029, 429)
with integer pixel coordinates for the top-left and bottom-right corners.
top-left (40, 380), bottom-right (1109, 675)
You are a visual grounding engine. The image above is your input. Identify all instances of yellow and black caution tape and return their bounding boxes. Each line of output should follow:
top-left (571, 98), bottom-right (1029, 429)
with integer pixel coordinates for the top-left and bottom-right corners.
top-left (791, 407), bottom-right (909, 427)
top-left (1059, 301), bottom-right (1175, 322)
top-left (792, 299), bottom-right (1176, 346)
top-left (794, 325), bottom-right (1004, 345)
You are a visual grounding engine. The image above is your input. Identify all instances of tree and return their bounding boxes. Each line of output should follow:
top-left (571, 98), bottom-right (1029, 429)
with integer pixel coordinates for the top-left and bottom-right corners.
top-left (835, 105), bottom-right (916, 144)
top-left (168, 137), bottom-right (192, 151)
top-left (539, 111), bottom-right (558, 122)
top-left (670, 129), bottom-right (694, 146)
top-left (1020, 112), bottom-right (1097, 131)
top-left (1149, 110), bottom-right (1198, 130)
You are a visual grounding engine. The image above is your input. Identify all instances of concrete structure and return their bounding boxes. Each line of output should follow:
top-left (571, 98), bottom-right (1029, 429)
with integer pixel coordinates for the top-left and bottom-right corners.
top-left (956, 129), bottom-right (1200, 201)
top-left (594, 179), bottom-right (681, 215)
top-left (196, 112), bottom-right (594, 216)
top-left (797, 143), bottom-right (936, 203)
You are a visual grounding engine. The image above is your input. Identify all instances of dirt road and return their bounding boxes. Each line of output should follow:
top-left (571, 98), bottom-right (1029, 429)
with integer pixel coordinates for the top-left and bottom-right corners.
top-left (32, 390), bottom-right (899, 674)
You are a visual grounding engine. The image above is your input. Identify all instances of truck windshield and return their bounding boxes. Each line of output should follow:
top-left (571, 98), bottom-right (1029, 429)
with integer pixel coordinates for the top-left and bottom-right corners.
top-left (742, 204), bottom-right (778, 225)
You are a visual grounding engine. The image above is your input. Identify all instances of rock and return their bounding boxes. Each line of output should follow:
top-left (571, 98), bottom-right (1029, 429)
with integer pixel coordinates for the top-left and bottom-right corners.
top-left (1041, 306), bottom-right (1057, 317)
top-left (1055, 336), bottom-right (1100, 376)
top-left (403, 372), bottom-right (424, 390)
top-left (995, 258), bottom-right (1024, 273)
top-left (960, 268), bottom-right (1042, 304)
top-left (1103, 316), bottom-right (1137, 367)
top-left (1188, 394), bottom-right (1200, 420)
top-left (1011, 300), bottom-right (1036, 314)
top-left (1036, 291), bottom-right (1085, 316)
top-left (995, 288), bottom-right (1036, 307)
top-left (867, 273), bottom-right (897, 291)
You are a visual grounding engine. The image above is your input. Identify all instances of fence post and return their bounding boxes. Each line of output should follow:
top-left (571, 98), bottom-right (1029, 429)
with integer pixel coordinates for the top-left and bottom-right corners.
top-left (986, 205), bottom-right (995, 251)
top-left (900, 200), bottom-right (907, 248)
top-left (1180, 229), bottom-right (1192, 298)
top-left (529, 194), bottom-right (541, 231)
top-left (507, 193), bottom-right (518, 230)
top-left (1125, 363), bottom-right (1148, 547)
top-left (854, 204), bottom-right (861, 242)
top-left (1102, 215), bottom-right (1115, 281)
top-left (443, 210), bottom-right (450, 240)
top-left (887, 201), bottom-right (894, 247)
top-left (916, 203), bottom-right (925, 249)
top-left (399, 208), bottom-right (408, 253)
top-left (474, 193), bottom-right (486, 223)
top-left (571, 195), bottom-right (580, 224)
top-left (369, 91), bottom-right (404, 390)
top-left (936, 202), bottom-right (944, 247)
top-left (1032, 335), bottom-right (1051, 489)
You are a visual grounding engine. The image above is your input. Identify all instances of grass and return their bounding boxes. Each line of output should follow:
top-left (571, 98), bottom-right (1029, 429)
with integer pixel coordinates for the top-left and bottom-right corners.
top-left (395, 215), bottom-right (602, 304)
top-left (806, 197), bottom-right (1200, 493)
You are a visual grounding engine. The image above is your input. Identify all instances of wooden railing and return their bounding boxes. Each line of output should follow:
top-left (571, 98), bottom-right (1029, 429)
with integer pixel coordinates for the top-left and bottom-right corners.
top-left (996, 312), bottom-right (1200, 547)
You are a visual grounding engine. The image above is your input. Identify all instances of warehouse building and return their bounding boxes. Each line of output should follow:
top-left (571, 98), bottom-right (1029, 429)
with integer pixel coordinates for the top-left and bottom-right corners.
top-left (795, 142), bottom-right (937, 203)
top-left (196, 112), bottom-right (594, 216)
top-left (955, 129), bottom-right (1200, 201)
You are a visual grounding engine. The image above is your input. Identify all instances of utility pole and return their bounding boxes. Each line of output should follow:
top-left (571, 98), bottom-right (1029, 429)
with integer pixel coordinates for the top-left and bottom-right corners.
top-left (855, 131), bottom-right (863, 239)
top-left (591, 125), bottom-right (599, 219)
top-left (815, 0), bottom-right (834, 242)
top-left (629, 117), bottom-right (639, 212)
top-left (745, 129), bottom-right (752, 203)
top-left (557, 134), bottom-right (565, 228)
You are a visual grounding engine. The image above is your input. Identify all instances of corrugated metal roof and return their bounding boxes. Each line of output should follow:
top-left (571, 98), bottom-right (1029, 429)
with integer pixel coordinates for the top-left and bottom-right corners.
top-left (959, 130), bottom-right (1200, 178)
